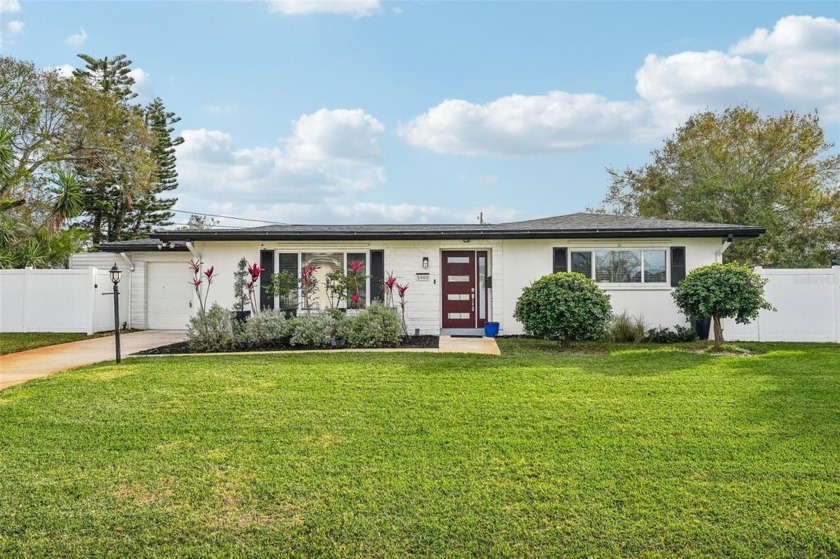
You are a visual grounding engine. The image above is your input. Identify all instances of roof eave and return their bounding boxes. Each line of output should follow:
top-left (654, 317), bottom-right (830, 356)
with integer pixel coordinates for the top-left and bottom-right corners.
top-left (155, 227), bottom-right (766, 242)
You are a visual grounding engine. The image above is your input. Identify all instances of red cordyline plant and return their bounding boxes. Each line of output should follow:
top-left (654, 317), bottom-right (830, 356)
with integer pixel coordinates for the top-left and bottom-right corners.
top-left (188, 259), bottom-right (216, 314)
top-left (246, 262), bottom-right (263, 313)
top-left (396, 282), bottom-right (409, 336)
top-left (383, 272), bottom-right (397, 308)
top-left (300, 262), bottom-right (320, 310)
top-left (347, 260), bottom-right (367, 309)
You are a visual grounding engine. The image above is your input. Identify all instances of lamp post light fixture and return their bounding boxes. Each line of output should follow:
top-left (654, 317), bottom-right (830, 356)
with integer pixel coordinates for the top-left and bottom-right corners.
top-left (110, 263), bottom-right (122, 364)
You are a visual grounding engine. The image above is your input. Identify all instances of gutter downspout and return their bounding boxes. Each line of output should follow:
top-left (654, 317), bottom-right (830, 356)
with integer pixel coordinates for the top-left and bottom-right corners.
top-left (118, 253), bottom-right (134, 330)
top-left (185, 242), bottom-right (201, 261)
top-left (118, 252), bottom-right (135, 272)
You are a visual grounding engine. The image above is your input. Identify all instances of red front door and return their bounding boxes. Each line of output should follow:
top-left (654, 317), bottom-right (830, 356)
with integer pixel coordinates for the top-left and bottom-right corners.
top-left (442, 250), bottom-right (479, 329)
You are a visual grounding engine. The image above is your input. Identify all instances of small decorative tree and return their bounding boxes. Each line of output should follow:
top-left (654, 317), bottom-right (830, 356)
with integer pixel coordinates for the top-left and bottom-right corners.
top-left (266, 271), bottom-right (299, 312)
top-left (188, 259), bottom-right (216, 315)
top-left (383, 273), bottom-right (397, 308)
top-left (324, 268), bottom-right (349, 309)
top-left (396, 282), bottom-right (409, 336)
top-left (300, 262), bottom-right (320, 311)
top-left (672, 263), bottom-right (774, 345)
top-left (514, 272), bottom-right (612, 345)
top-left (232, 258), bottom-right (249, 312)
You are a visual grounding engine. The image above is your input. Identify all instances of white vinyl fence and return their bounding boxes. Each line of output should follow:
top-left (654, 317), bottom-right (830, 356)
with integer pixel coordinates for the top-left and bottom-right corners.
top-left (0, 267), bottom-right (129, 335)
top-left (723, 267), bottom-right (840, 343)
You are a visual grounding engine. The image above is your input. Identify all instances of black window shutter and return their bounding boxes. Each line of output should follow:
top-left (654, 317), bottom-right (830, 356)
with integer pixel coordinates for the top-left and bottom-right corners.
top-left (370, 250), bottom-right (384, 303)
top-left (259, 250), bottom-right (274, 309)
top-left (276, 253), bottom-right (299, 309)
top-left (553, 247), bottom-right (568, 273)
top-left (670, 247), bottom-right (686, 287)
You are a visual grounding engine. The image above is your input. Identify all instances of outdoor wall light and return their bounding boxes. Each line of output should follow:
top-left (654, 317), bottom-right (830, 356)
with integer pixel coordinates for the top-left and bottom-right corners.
top-left (422, 257), bottom-right (429, 269)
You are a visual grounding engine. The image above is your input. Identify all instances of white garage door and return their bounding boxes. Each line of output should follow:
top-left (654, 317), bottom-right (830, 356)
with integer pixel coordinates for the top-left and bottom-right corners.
top-left (147, 262), bottom-right (194, 329)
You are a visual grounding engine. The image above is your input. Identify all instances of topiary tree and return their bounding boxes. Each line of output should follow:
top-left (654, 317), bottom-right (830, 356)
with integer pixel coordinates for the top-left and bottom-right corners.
top-left (672, 263), bottom-right (773, 345)
top-left (514, 272), bottom-right (612, 345)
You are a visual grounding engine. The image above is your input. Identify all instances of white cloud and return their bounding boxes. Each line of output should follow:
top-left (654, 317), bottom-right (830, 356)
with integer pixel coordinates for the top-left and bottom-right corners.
top-left (288, 108), bottom-right (385, 161)
top-left (400, 92), bottom-right (649, 156)
top-left (174, 108), bottom-right (521, 224)
top-left (267, 0), bottom-right (379, 18)
top-left (48, 64), bottom-right (75, 78)
top-left (638, 14), bottom-right (840, 126)
top-left (176, 109), bottom-right (387, 216)
top-left (1, 19), bottom-right (23, 45)
top-left (65, 26), bottom-right (87, 47)
top-left (5, 20), bottom-right (23, 34)
top-left (326, 202), bottom-right (520, 224)
top-left (403, 15), bottom-right (840, 157)
top-left (203, 103), bottom-right (239, 115)
top-left (0, 0), bottom-right (21, 13)
top-left (128, 67), bottom-right (150, 88)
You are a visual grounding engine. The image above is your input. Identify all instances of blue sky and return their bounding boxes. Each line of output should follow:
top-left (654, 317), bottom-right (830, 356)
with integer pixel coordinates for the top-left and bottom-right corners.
top-left (1, 0), bottom-right (838, 227)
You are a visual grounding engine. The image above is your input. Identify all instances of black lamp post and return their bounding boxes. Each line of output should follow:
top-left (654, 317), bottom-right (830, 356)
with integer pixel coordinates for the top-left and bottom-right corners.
top-left (109, 263), bottom-right (122, 364)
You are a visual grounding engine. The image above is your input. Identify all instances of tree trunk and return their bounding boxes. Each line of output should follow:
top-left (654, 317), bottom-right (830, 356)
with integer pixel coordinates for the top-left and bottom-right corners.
top-left (712, 314), bottom-right (724, 345)
top-left (91, 212), bottom-right (102, 246)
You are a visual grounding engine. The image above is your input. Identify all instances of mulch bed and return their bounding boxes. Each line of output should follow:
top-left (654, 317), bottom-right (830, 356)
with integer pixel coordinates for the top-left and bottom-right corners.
top-left (136, 335), bottom-right (439, 355)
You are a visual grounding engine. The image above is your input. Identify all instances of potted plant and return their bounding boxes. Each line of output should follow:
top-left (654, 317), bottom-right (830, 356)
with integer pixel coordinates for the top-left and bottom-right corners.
top-left (266, 270), bottom-right (299, 319)
top-left (232, 258), bottom-right (251, 323)
top-left (325, 268), bottom-right (349, 311)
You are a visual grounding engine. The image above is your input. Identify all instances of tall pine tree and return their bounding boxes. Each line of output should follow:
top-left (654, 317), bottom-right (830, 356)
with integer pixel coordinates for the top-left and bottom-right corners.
top-left (125, 98), bottom-right (183, 237)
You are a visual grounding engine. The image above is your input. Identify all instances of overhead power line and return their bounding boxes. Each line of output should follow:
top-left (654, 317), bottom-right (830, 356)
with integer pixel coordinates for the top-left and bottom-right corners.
top-left (169, 209), bottom-right (287, 225)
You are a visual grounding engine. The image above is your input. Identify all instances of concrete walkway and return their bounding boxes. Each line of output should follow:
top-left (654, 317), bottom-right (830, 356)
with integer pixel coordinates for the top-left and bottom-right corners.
top-left (439, 335), bottom-right (501, 356)
top-left (0, 330), bottom-right (186, 390)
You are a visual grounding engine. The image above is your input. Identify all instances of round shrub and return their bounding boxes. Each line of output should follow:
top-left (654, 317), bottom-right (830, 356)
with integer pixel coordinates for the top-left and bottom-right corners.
top-left (672, 262), bottom-right (772, 344)
top-left (287, 312), bottom-right (344, 348)
top-left (513, 272), bottom-right (612, 344)
top-left (186, 303), bottom-right (238, 352)
top-left (344, 303), bottom-right (403, 348)
top-left (243, 309), bottom-right (289, 349)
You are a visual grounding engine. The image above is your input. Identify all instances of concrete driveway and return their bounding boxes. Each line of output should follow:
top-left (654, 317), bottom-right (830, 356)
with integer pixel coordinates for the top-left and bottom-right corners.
top-left (0, 330), bottom-right (186, 390)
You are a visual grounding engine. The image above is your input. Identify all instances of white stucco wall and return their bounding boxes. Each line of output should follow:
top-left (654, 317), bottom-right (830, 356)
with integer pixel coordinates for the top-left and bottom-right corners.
top-left (70, 235), bottom-right (729, 334)
top-left (499, 237), bottom-right (726, 335)
top-left (195, 239), bottom-right (505, 336)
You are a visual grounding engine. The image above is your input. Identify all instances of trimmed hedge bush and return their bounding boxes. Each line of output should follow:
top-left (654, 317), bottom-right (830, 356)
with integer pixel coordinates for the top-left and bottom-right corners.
top-left (344, 304), bottom-right (403, 348)
top-left (288, 312), bottom-right (345, 348)
top-left (243, 309), bottom-right (289, 348)
top-left (186, 303), bottom-right (238, 352)
top-left (514, 272), bottom-right (612, 344)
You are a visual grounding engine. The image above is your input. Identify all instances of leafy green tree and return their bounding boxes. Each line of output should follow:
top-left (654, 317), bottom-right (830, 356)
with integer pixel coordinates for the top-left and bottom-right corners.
top-left (514, 272), bottom-right (612, 345)
top-left (598, 107), bottom-right (840, 267)
top-left (0, 57), bottom-right (73, 202)
top-left (182, 214), bottom-right (219, 229)
top-left (672, 263), bottom-right (774, 345)
top-left (69, 54), bottom-right (155, 245)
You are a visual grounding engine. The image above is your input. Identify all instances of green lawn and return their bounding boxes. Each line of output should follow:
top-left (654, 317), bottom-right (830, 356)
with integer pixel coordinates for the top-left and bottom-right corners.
top-left (1, 340), bottom-right (838, 558)
top-left (0, 331), bottom-right (115, 355)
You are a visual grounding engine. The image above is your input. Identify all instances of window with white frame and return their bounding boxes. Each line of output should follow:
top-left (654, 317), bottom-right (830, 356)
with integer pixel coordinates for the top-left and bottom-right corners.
top-left (570, 249), bottom-right (668, 284)
top-left (277, 251), bottom-right (369, 310)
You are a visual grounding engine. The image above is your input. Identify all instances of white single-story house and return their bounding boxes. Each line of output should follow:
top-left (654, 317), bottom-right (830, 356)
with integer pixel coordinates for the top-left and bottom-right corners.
top-left (70, 213), bottom-right (764, 335)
